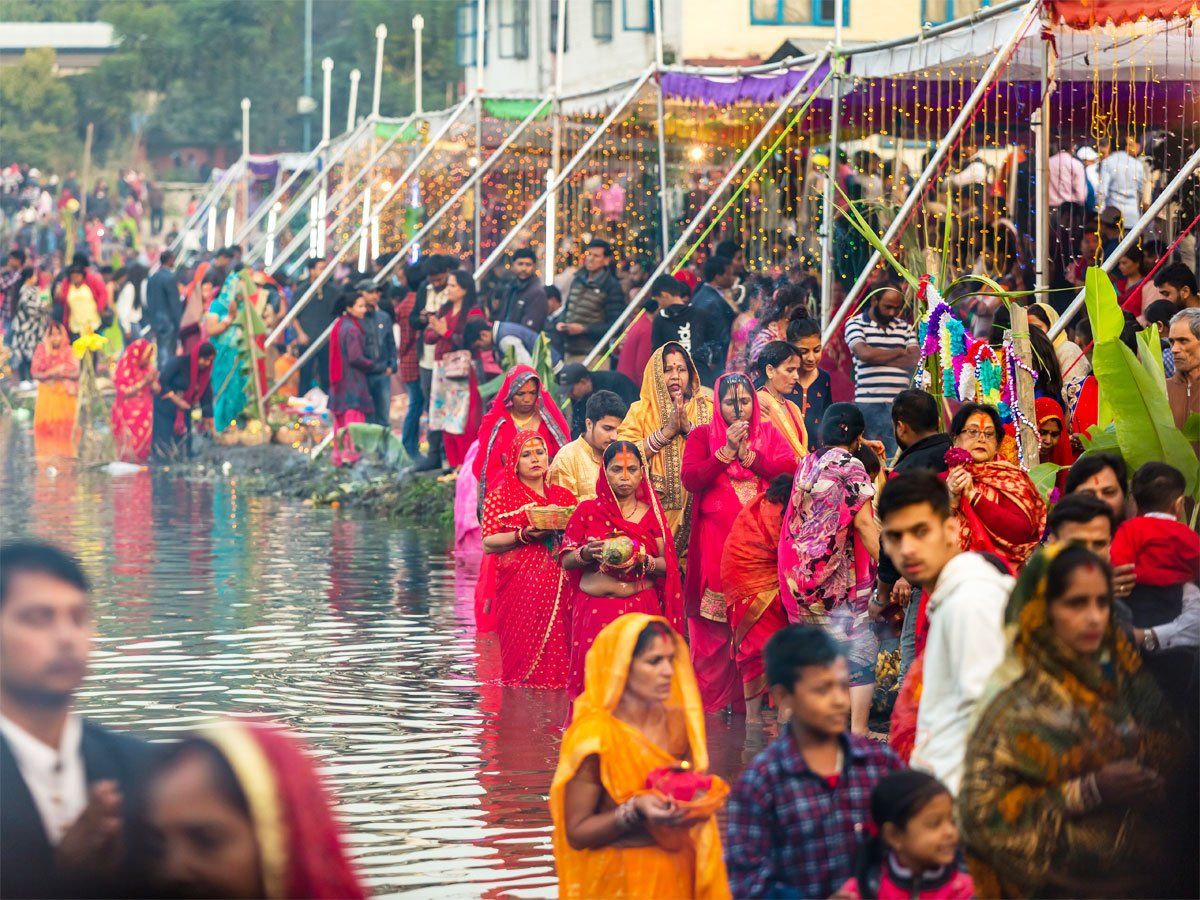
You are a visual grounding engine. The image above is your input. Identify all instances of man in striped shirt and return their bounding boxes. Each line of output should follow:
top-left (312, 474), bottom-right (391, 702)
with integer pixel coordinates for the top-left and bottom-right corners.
top-left (843, 279), bottom-right (920, 458)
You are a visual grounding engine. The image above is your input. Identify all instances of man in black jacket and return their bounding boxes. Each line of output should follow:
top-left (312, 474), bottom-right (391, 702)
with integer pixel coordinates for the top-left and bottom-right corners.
top-left (874, 390), bottom-right (952, 676)
top-left (357, 280), bottom-right (398, 429)
top-left (1, 541), bottom-right (154, 899)
top-left (649, 274), bottom-right (723, 387)
top-left (145, 249), bottom-right (181, 361)
top-left (294, 257), bottom-right (339, 394)
top-left (555, 239), bottom-right (625, 363)
top-left (496, 248), bottom-right (549, 333)
top-left (689, 254), bottom-right (738, 368)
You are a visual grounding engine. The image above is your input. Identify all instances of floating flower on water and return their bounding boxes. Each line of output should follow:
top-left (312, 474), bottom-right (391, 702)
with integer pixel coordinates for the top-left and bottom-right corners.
top-left (71, 332), bottom-right (107, 358)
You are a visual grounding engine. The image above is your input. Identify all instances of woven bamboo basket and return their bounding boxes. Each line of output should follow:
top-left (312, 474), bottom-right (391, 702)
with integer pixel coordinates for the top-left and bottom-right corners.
top-left (526, 505), bottom-right (575, 530)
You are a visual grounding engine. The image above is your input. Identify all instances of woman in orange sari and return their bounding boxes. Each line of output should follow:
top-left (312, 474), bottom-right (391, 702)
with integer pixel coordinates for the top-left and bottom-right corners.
top-left (551, 613), bottom-right (730, 899)
top-left (481, 431), bottom-right (576, 689)
top-left (560, 441), bottom-right (684, 698)
top-left (719, 474), bottom-right (793, 723)
top-left (752, 340), bottom-right (808, 463)
top-left (30, 322), bottom-right (79, 456)
top-left (111, 338), bottom-right (157, 462)
top-left (141, 719), bottom-right (365, 899)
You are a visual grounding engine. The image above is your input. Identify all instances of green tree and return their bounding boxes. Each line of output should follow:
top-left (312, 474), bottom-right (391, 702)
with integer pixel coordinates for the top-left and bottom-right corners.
top-left (0, 48), bottom-right (80, 169)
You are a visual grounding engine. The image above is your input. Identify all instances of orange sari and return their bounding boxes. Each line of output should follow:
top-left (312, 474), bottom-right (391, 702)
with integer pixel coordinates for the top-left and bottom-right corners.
top-left (720, 492), bottom-right (789, 702)
top-left (550, 613), bottom-right (731, 899)
top-left (755, 389), bottom-right (807, 463)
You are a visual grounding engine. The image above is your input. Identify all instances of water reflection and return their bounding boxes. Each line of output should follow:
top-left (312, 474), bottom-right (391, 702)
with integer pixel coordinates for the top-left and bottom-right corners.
top-left (1, 429), bottom-right (762, 897)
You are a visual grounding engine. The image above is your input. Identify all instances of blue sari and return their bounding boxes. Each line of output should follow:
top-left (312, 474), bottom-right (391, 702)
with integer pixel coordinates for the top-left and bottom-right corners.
top-left (209, 272), bottom-right (248, 432)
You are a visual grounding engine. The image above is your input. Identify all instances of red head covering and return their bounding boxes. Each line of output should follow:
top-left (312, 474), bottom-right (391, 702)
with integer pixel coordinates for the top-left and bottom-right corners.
top-left (184, 342), bottom-right (214, 408)
top-left (588, 442), bottom-right (685, 632)
top-left (709, 371), bottom-right (790, 480)
top-left (1035, 396), bottom-right (1076, 470)
top-left (201, 719), bottom-right (365, 900)
top-left (328, 315), bottom-right (362, 386)
top-left (114, 338), bottom-right (154, 388)
top-left (473, 364), bottom-right (571, 492)
top-left (490, 429), bottom-right (576, 511)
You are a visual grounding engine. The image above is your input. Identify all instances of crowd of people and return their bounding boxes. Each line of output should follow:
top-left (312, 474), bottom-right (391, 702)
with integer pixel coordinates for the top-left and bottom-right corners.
top-left (3, 133), bottom-right (1200, 898)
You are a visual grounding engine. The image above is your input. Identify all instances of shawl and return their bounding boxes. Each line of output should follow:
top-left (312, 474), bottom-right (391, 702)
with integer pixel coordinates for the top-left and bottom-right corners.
top-left (1035, 396), bottom-right (1075, 471)
top-left (756, 389), bottom-right (808, 462)
top-left (720, 492), bottom-right (785, 646)
top-left (778, 446), bottom-right (875, 623)
top-left (617, 341), bottom-right (714, 524)
top-left (473, 364), bottom-right (570, 502)
top-left (183, 343), bottom-right (214, 410)
top-left (329, 315), bottom-right (361, 386)
top-left (952, 458), bottom-right (1047, 569)
top-left (113, 338), bottom-right (154, 391)
top-left (180, 260), bottom-right (210, 335)
top-left (550, 614), bottom-right (731, 900)
top-left (201, 720), bottom-right (365, 899)
top-left (960, 545), bottom-right (1182, 898)
top-left (31, 324), bottom-right (79, 393)
top-left (562, 448), bottom-right (686, 633)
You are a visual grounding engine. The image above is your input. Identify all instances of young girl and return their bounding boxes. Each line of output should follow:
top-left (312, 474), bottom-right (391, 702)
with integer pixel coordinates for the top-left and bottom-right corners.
top-left (835, 770), bottom-right (974, 899)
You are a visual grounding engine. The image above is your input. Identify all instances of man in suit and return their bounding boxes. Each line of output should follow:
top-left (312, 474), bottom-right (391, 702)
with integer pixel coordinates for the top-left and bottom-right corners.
top-left (1, 540), bottom-right (153, 898)
top-left (145, 249), bottom-right (182, 362)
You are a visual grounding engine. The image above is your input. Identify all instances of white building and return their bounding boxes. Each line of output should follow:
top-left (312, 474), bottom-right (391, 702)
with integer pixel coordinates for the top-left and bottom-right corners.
top-left (459, 0), bottom-right (993, 95)
top-left (0, 21), bottom-right (117, 74)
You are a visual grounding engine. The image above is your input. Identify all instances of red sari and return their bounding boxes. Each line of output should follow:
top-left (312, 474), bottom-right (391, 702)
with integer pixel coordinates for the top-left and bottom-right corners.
top-left (1036, 396), bottom-right (1076, 491)
top-left (472, 365), bottom-right (571, 633)
top-left (681, 374), bottom-right (796, 712)
top-left (111, 338), bottom-right (156, 463)
top-left (559, 458), bottom-right (685, 698)
top-left (481, 431), bottom-right (576, 688)
top-left (720, 491), bottom-right (788, 703)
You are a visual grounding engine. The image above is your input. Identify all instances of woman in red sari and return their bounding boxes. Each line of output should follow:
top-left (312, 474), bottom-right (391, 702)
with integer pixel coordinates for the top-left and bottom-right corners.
top-left (473, 364), bottom-right (571, 506)
top-left (111, 338), bottom-right (157, 463)
top-left (719, 473), bottom-right (793, 722)
top-left (559, 441), bottom-right (683, 698)
top-left (680, 372), bottom-right (796, 713)
top-left (471, 364), bottom-right (571, 632)
top-left (1035, 396), bottom-right (1076, 491)
top-left (481, 431), bottom-right (576, 688)
top-left (142, 718), bottom-right (364, 899)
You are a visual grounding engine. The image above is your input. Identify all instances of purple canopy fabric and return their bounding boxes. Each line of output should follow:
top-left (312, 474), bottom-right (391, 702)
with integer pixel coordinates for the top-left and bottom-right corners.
top-left (247, 158), bottom-right (280, 181)
top-left (660, 65), bottom-right (829, 106)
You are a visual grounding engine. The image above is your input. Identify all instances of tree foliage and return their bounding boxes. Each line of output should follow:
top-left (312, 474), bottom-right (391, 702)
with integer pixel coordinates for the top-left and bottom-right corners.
top-left (2, 1), bottom-right (461, 168)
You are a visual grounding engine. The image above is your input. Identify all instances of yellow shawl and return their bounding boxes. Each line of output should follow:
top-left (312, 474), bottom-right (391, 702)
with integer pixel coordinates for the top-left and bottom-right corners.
top-left (756, 389), bottom-right (808, 461)
top-left (550, 613), bottom-right (730, 899)
top-left (618, 342), bottom-right (713, 550)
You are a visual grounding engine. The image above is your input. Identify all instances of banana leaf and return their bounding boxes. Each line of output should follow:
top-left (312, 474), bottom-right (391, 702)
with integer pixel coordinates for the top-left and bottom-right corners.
top-left (1029, 461), bottom-right (1066, 501)
top-left (1082, 267), bottom-right (1198, 495)
top-left (1077, 423), bottom-right (1120, 454)
top-left (1184, 414), bottom-right (1200, 445)
top-left (1135, 323), bottom-right (1166, 387)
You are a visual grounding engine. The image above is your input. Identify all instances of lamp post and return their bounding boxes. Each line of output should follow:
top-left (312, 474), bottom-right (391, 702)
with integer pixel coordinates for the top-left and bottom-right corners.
top-left (347, 69), bottom-right (361, 132)
top-left (240, 97), bottom-right (251, 158)
top-left (372, 24), bottom-right (387, 119)
top-left (321, 57), bottom-right (334, 144)
top-left (412, 15), bottom-right (424, 114)
top-left (240, 97), bottom-right (251, 239)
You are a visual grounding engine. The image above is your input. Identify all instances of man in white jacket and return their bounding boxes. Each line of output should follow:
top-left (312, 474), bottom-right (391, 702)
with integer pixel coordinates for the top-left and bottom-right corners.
top-left (877, 470), bottom-right (1014, 795)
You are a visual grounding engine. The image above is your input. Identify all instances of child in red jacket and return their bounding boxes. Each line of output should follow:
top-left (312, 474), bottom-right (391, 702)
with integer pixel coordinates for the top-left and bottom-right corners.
top-left (1111, 462), bottom-right (1200, 589)
top-left (834, 770), bottom-right (975, 900)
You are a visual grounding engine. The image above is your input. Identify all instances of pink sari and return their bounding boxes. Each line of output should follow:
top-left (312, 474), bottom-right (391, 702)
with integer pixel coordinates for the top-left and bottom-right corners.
top-left (681, 373), bottom-right (797, 712)
top-left (559, 449), bottom-right (684, 698)
top-left (111, 338), bottom-right (155, 463)
top-left (481, 431), bottom-right (576, 688)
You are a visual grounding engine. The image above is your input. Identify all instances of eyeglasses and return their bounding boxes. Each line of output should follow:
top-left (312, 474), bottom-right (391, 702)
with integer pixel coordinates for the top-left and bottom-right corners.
top-left (960, 427), bottom-right (997, 440)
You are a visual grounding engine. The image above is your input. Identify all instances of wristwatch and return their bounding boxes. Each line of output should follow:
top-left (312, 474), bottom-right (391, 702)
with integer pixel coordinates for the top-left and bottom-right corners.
top-left (1143, 628), bottom-right (1159, 653)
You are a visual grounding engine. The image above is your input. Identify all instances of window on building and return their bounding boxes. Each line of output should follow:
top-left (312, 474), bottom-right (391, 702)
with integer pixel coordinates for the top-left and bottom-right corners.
top-left (921, 0), bottom-right (988, 24)
top-left (623, 0), bottom-right (653, 31)
top-left (550, 2), bottom-right (569, 52)
top-left (499, 0), bottom-right (530, 58)
top-left (594, 0), bottom-right (614, 41)
top-left (456, 2), bottom-right (477, 67)
top-left (750, 0), bottom-right (848, 25)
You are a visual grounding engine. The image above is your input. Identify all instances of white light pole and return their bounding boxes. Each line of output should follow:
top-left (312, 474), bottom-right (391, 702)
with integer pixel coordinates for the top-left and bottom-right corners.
top-left (240, 97), bottom-right (251, 158)
top-left (321, 57), bottom-right (334, 143)
top-left (206, 205), bottom-right (218, 252)
top-left (474, 1), bottom-right (485, 93)
top-left (412, 15), bottom-right (424, 114)
top-left (371, 24), bottom-right (387, 119)
top-left (347, 69), bottom-right (361, 132)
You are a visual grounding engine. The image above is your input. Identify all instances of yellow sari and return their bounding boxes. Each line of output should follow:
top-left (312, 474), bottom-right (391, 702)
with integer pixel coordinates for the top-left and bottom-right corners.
top-left (550, 613), bottom-right (731, 899)
top-left (755, 389), bottom-right (808, 461)
top-left (617, 342), bottom-right (714, 554)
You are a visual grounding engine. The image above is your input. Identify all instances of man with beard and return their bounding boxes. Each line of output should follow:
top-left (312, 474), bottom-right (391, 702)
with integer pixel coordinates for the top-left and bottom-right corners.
top-left (0, 541), bottom-right (153, 897)
top-left (844, 277), bottom-right (919, 458)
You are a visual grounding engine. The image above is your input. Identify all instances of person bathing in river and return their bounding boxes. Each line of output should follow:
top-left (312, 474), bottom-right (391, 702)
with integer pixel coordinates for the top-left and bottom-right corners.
top-left (560, 442), bottom-right (683, 699)
top-left (481, 432), bottom-right (576, 689)
top-left (151, 342), bottom-right (214, 460)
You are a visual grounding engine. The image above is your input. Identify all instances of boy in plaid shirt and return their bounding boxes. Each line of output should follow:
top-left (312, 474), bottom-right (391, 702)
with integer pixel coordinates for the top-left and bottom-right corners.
top-left (726, 627), bottom-right (902, 898)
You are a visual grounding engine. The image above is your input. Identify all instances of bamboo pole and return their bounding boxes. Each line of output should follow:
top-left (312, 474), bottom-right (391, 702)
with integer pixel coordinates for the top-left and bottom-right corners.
top-left (1009, 303), bottom-right (1038, 467)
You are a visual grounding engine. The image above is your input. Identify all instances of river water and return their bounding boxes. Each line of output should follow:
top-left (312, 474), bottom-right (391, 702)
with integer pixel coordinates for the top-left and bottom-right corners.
top-left (2, 427), bottom-right (759, 898)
